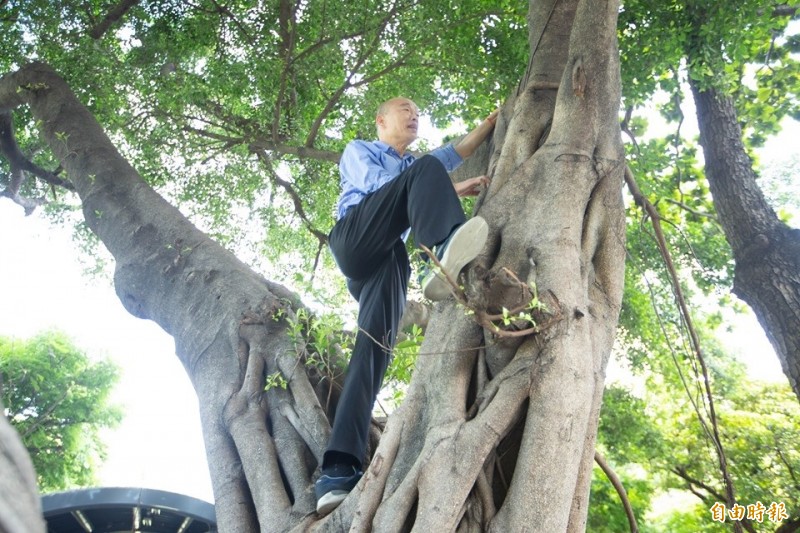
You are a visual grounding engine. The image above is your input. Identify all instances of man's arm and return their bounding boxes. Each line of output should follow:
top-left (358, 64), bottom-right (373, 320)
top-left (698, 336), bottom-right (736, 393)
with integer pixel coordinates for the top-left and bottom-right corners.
top-left (454, 175), bottom-right (491, 197)
top-left (453, 109), bottom-right (499, 159)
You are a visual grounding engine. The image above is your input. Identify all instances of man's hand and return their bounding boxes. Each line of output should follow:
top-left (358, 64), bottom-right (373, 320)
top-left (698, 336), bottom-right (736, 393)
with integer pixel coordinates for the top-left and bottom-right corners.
top-left (454, 108), bottom-right (501, 159)
top-left (455, 175), bottom-right (491, 197)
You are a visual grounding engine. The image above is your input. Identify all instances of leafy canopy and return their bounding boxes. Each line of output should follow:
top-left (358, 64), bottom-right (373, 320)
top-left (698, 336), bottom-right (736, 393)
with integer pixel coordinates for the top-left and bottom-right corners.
top-left (1, 0), bottom-right (525, 296)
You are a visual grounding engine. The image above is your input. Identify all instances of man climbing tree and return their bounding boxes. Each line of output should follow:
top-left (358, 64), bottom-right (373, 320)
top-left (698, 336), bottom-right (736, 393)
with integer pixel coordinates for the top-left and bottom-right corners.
top-left (317, 96), bottom-right (494, 513)
top-left (0, 0), bottom-right (626, 529)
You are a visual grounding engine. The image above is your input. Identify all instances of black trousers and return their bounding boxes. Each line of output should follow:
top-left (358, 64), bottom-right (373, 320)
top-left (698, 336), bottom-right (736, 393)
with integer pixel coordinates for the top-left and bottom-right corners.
top-left (325, 155), bottom-right (466, 469)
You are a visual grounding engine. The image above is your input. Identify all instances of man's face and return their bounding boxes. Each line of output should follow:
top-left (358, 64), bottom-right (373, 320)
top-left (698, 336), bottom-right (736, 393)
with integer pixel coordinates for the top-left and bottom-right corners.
top-left (377, 98), bottom-right (419, 147)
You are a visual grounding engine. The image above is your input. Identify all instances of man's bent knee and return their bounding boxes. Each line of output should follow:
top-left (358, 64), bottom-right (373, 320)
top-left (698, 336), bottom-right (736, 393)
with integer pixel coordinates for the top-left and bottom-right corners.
top-left (413, 154), bottom-right (447, 174)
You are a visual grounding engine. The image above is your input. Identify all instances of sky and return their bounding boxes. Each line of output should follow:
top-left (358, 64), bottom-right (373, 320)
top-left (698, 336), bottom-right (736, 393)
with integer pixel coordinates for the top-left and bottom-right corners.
top-left (0, 113), bottom-right (797, 507)
top-left (0, 207), bottom-right (213, 502)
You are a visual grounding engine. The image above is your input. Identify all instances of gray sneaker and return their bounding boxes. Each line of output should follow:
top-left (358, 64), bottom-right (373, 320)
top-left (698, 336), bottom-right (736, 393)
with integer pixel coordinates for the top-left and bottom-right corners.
top-left (421, 217), bottom-right (488, 301)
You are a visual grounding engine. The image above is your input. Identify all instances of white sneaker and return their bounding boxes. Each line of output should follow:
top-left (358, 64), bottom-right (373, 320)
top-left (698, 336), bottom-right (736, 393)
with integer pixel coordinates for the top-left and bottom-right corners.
top-left (421, 217), bottom-right (488, 301)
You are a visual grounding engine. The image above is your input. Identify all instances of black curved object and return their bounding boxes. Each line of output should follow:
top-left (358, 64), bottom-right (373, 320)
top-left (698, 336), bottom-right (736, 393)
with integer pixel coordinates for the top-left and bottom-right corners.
top-left (41, 487), bottom-right (216, 532)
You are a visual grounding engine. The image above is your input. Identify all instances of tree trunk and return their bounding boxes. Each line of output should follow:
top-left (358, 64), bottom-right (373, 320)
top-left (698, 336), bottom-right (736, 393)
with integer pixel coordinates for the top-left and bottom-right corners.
top-left (691, 82), bottom-right (800, 402)
top-left (308, 0), bottom-right (627, 529)
top-left (0, 406), bottom-right (45, 533)
top-left (0, 0), bottom-right (626, 529)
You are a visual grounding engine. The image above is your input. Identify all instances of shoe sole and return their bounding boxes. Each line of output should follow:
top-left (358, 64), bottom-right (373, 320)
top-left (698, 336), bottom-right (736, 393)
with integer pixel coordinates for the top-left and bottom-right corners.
top-left (316, 490), bottom-right (349, 515)
top-left (423, 217), bottom-right (488, 301)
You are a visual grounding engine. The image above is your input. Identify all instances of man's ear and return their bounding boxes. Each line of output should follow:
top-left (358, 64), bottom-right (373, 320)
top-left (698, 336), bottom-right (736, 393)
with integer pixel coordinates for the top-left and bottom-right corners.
top-left (375, 114), bottom-right (385, 130)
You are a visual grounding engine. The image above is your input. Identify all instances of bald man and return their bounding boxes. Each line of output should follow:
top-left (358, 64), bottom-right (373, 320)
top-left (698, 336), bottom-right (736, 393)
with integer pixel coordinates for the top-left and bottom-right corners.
top-left (316, 97), bottom-right (497, 514)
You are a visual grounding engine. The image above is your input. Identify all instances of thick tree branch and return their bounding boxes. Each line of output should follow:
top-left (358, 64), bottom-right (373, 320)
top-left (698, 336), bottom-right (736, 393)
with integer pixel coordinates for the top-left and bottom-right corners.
top-left (0, 112), bottom-right (74, 191)
top-left (771, 5), bottom-right (798, 18)
top-left (88, 0), bottom-right (140, 40)
top-left (248, 138), bottom-right (341, 163)
top-left (0, 183), bottom-right (45, 214)
top-left (0, 61), bottom-right (308, 529)
top-left (272, 0), bottom-right (299, 142)
top-left (0, 110), bottom-right (74, 213)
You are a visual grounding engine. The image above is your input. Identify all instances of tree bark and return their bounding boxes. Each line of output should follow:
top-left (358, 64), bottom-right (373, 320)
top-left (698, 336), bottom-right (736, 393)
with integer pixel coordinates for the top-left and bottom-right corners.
top-left (0, 407), bottom-right (45, 533)
top-left (691, 82), bottom-right (800, 402)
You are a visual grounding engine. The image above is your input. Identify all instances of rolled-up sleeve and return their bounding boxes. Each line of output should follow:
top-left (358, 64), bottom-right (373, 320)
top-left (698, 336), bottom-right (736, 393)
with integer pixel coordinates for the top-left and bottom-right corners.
top-left (429, 143), bottom-right (463, 172)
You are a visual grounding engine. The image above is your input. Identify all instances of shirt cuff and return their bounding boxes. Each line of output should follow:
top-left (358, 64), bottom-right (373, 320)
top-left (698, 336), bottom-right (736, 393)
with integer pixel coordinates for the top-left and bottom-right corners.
top-left (435, 143), bottom-right (463, 172)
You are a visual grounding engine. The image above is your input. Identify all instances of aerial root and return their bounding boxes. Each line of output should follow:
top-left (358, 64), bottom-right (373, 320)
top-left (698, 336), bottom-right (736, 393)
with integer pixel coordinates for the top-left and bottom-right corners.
top-left (419, 246), bottom-right (563, 338)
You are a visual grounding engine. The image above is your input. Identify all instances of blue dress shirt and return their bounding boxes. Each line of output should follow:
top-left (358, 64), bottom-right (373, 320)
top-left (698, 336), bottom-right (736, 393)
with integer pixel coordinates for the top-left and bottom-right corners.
top-left (336, 140), bottom-right (463, 220)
